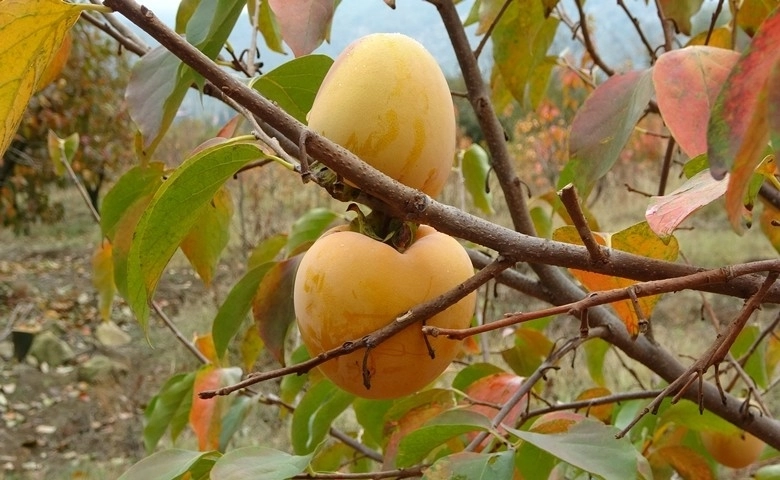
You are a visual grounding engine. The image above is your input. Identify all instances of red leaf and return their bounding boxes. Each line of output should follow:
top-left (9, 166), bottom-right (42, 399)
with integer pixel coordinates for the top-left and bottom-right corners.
top-left (708, 5), bottom-right (780, 231)
top-left (646, 170), bottom-right (728, 237)
top-left (654, 46), bottom-right (739, 157)
top-left (268, 0), bottom-right (335, 57)
top-left (566, 70), bottom-right (654, 197)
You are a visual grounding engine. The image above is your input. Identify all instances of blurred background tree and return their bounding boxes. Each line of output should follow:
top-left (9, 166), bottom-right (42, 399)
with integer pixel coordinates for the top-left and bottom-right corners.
top-left (1, 22), bottom-right (135, 234)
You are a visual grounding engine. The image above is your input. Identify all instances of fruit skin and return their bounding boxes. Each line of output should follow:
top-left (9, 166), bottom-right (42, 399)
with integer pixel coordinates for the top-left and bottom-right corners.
top-left (700, 429), bottom-right (765, 469)
top-left (294, 225), bottom-right (475, 399)
top-left (307, 33), bottom-right (456, 197)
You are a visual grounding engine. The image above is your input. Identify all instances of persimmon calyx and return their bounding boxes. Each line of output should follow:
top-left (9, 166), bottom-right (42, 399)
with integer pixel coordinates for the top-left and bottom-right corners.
top-left (346, 204), bottom-right (418, 252)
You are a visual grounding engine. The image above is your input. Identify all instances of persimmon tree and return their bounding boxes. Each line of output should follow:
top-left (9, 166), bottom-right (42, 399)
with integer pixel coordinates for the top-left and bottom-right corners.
top-left (3, 0), bottom-right (780, 479)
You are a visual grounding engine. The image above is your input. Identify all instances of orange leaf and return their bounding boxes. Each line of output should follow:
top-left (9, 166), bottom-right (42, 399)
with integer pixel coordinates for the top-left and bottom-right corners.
top-left (91, 239), bottom-right (116, 321)
top-left (650, 445), bottom-right (715, 480)
top-left (193, 332), bottom-right (219, 365)
top-left (574, 387), bottom-right (613, 423)
top-left (190, 366), bottom-right (223, 451)
top-left (35, 30), bottom-right (72, 92)
top-left (553, 222), bottom-right (678, 337)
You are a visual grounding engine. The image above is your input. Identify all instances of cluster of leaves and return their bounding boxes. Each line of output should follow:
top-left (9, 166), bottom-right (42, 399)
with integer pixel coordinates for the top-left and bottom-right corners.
top-left (3, 0), bottom-right (780, 479)
top-left (2, 21), bottom-right (134, 233)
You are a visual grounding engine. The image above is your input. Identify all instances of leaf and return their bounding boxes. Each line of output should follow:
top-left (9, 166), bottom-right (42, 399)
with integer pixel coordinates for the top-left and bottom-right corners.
top-left (248, 233), bottom-right (288, 269)
top-left (508, 419), bottom-right (639, 480)
top-left (239, 323), bottom-right (265, 373)
top-left (0, 0), bottom-right (85, 157)
top-left (126, 0), bottom-right (245, 156)
top-left (100, 163), bottom-right (166, 241)
top-left (35, 30), bottom-right (72, 92)
top-left (396, 410), bottom-right (492, 468)
top-left (252, 256), bottom-right (301, 365)
top-left (92, 240), bottom-right (116, 321)
top-left (143, 372), bottom-right (195, 453)
top-left (194, 333), bottom-right (220, 365)
top-left (268, 0), bottom-right (336, 57)
top-left (251, 54), bottom-right (333, 124)
top-left (353, 398), bottom-right (394, 448)
top-left (461, 144), bottom-right (494, 214)
top-left (126, 142), bottom-right (264, 330)
top-left (210, 446), bottom-right (313, 480)
top-left (291, 379), bottom-right (354, 455)
top-left (46, 130), bottom-right (79, 177)
top-left (252, 0), bottom-right (286, 54)
top-left (491, 0), bottom-right (559, 109)
top-left (452, 362), bottom-right (506, 392)
top-left (285, 207), bottom-right (340, 255)
top-left (501, 328), bottom-right (553, 376)
top-left (423, 451), bottom-right (515, 480)
top-left (190, 366), bottom-right (242, 452)
top-left (657, 0), bottom-right (705, 35)
top-left (708, 5), bottom-right (780, 231)
top-left (650, 445), bottom-right (715, 480)
top-left (574, 387), bottom-right (613, 423)
top-left (737, 0), bottom-right (780, 36)
top-left (553, 222), bottom-right (679, 337)
top-left (218, 395), bottom-right (253, 452)
top-left (564, 70), bottom-right (654, 198)
top-left (180, 187), bottom-right (234, 287)
top-left (687, 26), bottom-right (733, 49)
top-left (730, 325), bottom-right (768, 389)
top-left (653, 46), bottom-right (740, 158)
top-left (583, 338), bottom-right (610, 387)
top-left (213, 263), bottom-right (274, 360)
top-left (175, 0), bottom-right (199, 33)
top-left (118, 449), bottom-right (219, 480)
top-left (646, 169), bottom-right (728, 238)
top-left (279, 344), bottom-right (311, 406)
top-left (660, 399), bottom-right (740, 435)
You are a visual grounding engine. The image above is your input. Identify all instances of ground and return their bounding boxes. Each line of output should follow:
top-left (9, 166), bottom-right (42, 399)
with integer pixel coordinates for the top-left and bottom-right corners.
top-left (0, 200), bottom-right (218, 479)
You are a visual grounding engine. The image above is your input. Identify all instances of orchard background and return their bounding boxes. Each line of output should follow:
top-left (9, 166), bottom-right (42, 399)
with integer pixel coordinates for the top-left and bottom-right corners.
top-left (2, 0), bottom-right (780, 478)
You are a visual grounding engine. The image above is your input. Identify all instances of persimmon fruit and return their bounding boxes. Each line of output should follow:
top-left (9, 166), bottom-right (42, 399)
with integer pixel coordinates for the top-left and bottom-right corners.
top-left (700, 429), bottom-right (765, 469)
top-left (307, 33), bottom-right (456, 197)
top-left (293, 225), bottom-right (475, 399)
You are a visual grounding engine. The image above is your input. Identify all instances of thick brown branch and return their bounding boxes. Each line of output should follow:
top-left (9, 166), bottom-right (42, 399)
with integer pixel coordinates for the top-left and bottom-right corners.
top-left (559, 184), bottom-right (608, 263)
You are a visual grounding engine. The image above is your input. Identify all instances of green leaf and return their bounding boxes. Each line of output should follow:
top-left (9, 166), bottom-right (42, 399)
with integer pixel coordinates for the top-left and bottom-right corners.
top-left (218, 395), bottom-right (253, 452)
top-left (248, 233), bottom-right (288, 268)
top-left (279, 344), bottom-right (311, 406)
top-left (291, 379), bottom-right (355, 455)
top-left (508, 419), bottom-right (639, 480)
top-left (461, 144), bottom-right (494, 214)
top-left (491, 0), bottom-right (558, 109)
top-left (180, 187), bottom-right (234, 287)
top-left (353, 398), bottom-right (394, 448)
top-left (127, 0), bottom-right (244, 156)
top-left (100, 163), bottom-right (166, 241)
top-left (501, 328), bottom-right (553, 377)
top-left (46, 130), bottom-right (79, 177)
top-left (210, 446), bottom-right (313, 480)
top-left (396, 410), bottom-right (492, 468)
top-left (251, 54), bottom-right (334, 124)
top-left (252, 256), bottom-right (301, 365)
top-left (563, 70), bottom-right (654, 198)
top-left (213, 262), bottom-right (274, 359)
top-left (118, 449), bottom-right (219, 480)
top-left (256, 0), bottom-right (286, 54)
top-left (731, 325), bottom-right (769, 388)
top-left (143, 372), bottom-right (196, 453)
top-left (584, 338), bottom-right (610, 387)
top-left (452, 362), bottom-right (505, 392)
top-left (0, 0), bottom-right (86, 157)
top-left (660, 399), bottom-right (740, 435)
top-left (175, 0), bottom-right (199, 33)
top-left (658, 0), bottom-right (704, 35)
top-left (285, 207), bottom-right (340, 255)
top-left (423, 451), bottom-right (515, 480)
top-left (127, 141), bottom-right (264, 330)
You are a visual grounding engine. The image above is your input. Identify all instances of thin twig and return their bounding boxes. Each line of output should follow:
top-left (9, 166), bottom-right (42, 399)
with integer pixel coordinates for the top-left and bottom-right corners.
top-left (291, 468), bottom-right (423, 480)
top-left (558, 184), bottom-right (608, 264)
top-left (705, 0), bottom-right (726, 45)
top-left (657, 137), bottom-right (676, 196)
top-left (616, 0), bottom-right (655, 61)
top-left (424, 261), bottom-right (780, 340)
top-left (523, 389), bottom-right (663, 420)
top-left (573, 0), bottom-right (614, 75)
top-left (616, 272), bottom-right (778, 438)
top-left (653, 0), bottom-right (675, 52)
top-left (199, 256), bottom-right (516, 398)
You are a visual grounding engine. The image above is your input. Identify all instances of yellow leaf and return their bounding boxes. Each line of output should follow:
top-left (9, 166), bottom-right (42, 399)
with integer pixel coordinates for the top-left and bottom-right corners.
top-left (553, 222), bottom-right (678, 337)
top-left (91, 240), bottom-right (116, 321)
top-left (0, 0), bottom-right (89, 156)
top-left (36, 30), bottom-right (72, 92)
